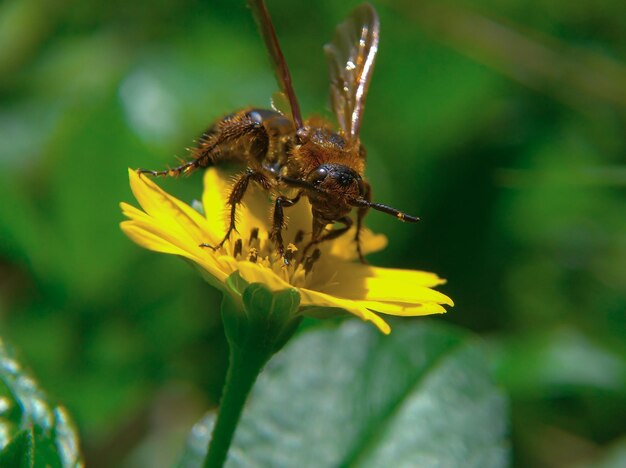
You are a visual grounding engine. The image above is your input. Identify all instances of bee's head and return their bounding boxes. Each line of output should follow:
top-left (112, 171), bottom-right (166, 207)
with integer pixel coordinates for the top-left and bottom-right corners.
top-left (306, 163), bottom-right (363, 199)
top-left (279, 162), bottom-right (420, 224)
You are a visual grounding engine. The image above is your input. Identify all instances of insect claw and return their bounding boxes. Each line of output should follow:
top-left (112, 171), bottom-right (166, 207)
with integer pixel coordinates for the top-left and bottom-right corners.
top-left (283, 243), bottom-right (297, 266)
top-left (304, 248), bottom-right (321, 274)
top-left (199, 242), bottom-right (220, 251)
top-left (137, 168), bottom-right (167, 177)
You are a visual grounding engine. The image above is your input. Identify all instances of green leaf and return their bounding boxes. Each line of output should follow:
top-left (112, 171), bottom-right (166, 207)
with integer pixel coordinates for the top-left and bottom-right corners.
top-left (0, 338), bottom-right (81, 467)
top-left (578, 436), bottom-right (626, 468)
top-left (492, 327), bottom-right (626, 397)
top-left (180, 320), bottom-right (509, 467)
top-left (0, 429), bottom-right (34, 467)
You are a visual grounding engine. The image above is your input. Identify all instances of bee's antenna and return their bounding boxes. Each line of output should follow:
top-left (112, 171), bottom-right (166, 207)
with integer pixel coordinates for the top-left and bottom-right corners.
top-left (278, 178), bottom-right (420, 223)
top-left (350, 198), bottom-right (420, 223)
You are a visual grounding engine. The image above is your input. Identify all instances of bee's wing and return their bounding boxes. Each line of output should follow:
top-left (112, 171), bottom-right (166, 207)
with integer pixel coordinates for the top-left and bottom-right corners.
top-left (324, 3), bottom-right (380, 143)
top-left (248, 0), bottom-right (303, 129)
top-left (270, 91), bottom-right (292, 117)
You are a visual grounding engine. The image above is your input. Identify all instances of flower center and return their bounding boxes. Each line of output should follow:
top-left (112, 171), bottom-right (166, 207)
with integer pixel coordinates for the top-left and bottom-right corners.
top-left (226, 227), bottom-right (322, 288)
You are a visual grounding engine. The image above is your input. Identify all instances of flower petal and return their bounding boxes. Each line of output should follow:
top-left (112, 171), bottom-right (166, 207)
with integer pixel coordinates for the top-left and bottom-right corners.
top-left (299, 287), bottom-right (391, 334)
top-left (121, 220), bottom-right (228, 283)
top-left (121, 221), bottom-right (189, 256)
top-left (201, 168), bottom-right (231, 239)
top-left (357, 300), bottom-right (447, 316)
top-left (122, 197), bottom-right (205, 253)
top-left (358, 281), bottom-right (453, 305)
top-left (365, 265), bottom-right (448, 288)
top-left (234, 260), bottom-right (294, 292)
top-left (316, 263), bottom-right (453, 306)
top-left (129, 169), bottom-right (218, 245)
top-left (120, 201), bottom-right (152, 222)
top-left (328, 227), bottom-right (387, 260)
top-left (122, 217), bottom-right (196, 254)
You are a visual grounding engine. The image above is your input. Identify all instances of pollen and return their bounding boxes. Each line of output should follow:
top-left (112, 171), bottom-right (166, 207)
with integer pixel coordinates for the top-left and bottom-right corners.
top-left (213, 223), bottom-right (326, 289)
top-left (248, 247), bottom-right (259, 263)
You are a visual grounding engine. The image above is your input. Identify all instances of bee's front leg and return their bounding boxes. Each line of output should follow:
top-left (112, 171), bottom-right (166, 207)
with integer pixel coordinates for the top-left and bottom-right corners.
top-left (301, 216), bottom-right (353, 260)
top-left (355, 180), bottom-right (371, 264)
top-left (200, 169), bottom-right (270, 251)
top-left (270, 193), bottom-right (302, 264)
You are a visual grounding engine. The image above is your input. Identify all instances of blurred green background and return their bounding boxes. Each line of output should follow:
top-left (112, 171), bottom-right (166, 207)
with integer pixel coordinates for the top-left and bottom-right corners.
top-left (0, 0), bottom-right (625, 466)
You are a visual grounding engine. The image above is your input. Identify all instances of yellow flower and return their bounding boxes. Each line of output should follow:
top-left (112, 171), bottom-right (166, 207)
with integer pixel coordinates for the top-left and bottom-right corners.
top-left (120, 168), bottom-right (453, 334)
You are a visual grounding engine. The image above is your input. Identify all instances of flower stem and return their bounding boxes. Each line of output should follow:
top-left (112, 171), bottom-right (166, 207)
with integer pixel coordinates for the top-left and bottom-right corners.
top-left (203, 340), bottom-right (273, 468)
top-left (203, 281), bottom-right (302, 467)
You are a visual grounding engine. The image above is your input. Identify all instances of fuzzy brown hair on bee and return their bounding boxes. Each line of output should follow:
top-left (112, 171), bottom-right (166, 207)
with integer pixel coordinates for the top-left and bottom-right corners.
top-left (137, 1), bottom-right (419, 264)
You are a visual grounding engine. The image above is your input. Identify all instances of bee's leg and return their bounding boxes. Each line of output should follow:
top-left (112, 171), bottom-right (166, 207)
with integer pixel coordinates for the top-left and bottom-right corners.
top-left (355, 181), bottom-right (371, 264)
top-left (201, 169), bottom-right (270, 250)
top-left (301, 216), bottom-right (353, 260)
top-left (270, 193), bottom-right (302, 262)
top-left (138, 111), bottom-right (269, 177)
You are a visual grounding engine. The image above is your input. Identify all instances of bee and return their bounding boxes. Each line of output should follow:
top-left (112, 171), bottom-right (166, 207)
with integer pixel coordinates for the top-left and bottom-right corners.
top-left (139, 0), bottom-right (419, 263)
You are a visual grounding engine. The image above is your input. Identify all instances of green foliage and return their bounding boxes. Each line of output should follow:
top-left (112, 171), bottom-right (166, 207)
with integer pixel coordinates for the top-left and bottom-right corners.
top-left (180, 320), bottom-right (508, 467)
top-left (0, 338), bottom-right (81, 467)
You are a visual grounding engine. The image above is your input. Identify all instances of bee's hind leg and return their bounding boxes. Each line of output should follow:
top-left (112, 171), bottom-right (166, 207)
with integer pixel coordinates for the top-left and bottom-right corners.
top-left (137, 159), bottom-right (200, 178)
top-left (137, 135), bottom-right (219, 178)
top-left (138, 110), bottom-right (270, 178)
top-left (201, 169), bottom-right (271, 251)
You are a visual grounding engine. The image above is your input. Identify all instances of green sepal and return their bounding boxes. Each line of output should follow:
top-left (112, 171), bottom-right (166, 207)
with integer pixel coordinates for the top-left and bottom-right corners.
top-left (220, 272), bottom-right (251, 347)
top-left (241, 283), bottom-right (301, 352)
top-left (224, 271), bottom-right (249, 298)
top-left (221, 273), bottom-right (301, 355)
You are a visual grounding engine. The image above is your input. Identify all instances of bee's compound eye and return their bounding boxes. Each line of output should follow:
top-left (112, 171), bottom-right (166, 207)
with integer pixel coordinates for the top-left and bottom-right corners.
top-left (338, 173), bottom-right (352, 186)
top-left (310, 166), bottom-right (328, 185)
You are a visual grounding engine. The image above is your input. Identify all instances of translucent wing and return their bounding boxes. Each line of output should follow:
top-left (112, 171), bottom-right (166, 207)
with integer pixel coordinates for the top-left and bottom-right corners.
top-left (248, 0), bottom-right (303, 129)
top-left (270, 91), bottom-right (292, 117)
top-left (324, 3), bottom-right (380, 143)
